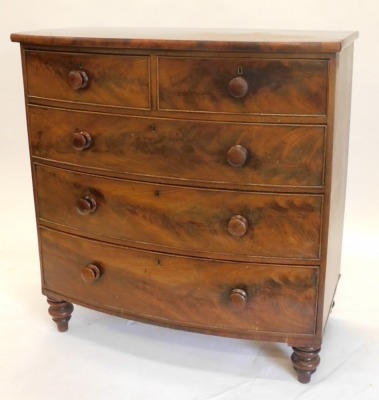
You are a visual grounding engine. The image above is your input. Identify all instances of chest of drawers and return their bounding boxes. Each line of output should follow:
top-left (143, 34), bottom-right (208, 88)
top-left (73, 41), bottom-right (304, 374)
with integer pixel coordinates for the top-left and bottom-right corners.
top-left (11, 28), bottom-right (357, 383)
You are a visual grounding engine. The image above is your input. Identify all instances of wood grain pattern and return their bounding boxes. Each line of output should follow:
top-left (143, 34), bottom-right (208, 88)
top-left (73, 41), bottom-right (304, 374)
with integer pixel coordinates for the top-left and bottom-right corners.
top-left (35, 165), bottom-right (323, 260)
top-left (158, 57), bottom-right (328, 116)
top-left (41, 228), bottom-right (319, 335)
top-left (10, 28), bottom-right (358, 53)
top-left (11, 28), bottom-right (357, 383)
top-left (25, 51), bottom-right (150, 109)
top-left (28, 105), bottom-right (326, 188)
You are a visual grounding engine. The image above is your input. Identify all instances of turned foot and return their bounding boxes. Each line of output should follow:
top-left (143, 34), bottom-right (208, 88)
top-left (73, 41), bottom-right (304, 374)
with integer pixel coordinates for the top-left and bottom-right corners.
top-left (291, 346), bottom-right (321, 384)
top-left (47, 297), bottom-right (74, 332)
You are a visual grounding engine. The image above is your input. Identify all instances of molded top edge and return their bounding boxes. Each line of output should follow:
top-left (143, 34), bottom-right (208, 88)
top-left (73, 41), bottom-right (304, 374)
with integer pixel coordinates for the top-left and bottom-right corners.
top-left (10, 27), bottom-right (358, 53)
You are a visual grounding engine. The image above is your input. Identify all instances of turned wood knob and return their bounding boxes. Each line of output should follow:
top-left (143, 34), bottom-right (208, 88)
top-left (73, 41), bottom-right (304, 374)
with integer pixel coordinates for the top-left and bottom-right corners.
top-left (76, 196), bottom-right (97, 215)
top-left (81, 263), bottom-right (102, 284)
top-left (228, 76), bottom-right (249, 98)
top-left (68, 70), bottom-right (89, 90)
top-left (229, 288), bottom-right (248, 309)
top-left (72, 131), bottom-right (92, 151)
top-left (227, 215), bottom-right (248, 237)
top-left (226, 145), bottom-right (248, 167)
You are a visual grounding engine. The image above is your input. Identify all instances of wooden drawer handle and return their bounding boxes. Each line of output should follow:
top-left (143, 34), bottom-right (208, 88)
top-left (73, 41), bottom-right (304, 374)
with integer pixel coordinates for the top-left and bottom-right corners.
top-left (76, 196), bottom-right (97, 215)
top-left (227, 215), bottom-right (248, 237)
top-left (229, 288), bottom-right (248, 309)
top-left (68, 70), bottom-right (89, 90)
top-left (81, 263), bottom-right (102, 284)
top-left (72, 131), bottom-right (92, 151)
top-left (228, 76), bottom-right (248, 98)
top-left (226, 145), bottom-right (248, 167)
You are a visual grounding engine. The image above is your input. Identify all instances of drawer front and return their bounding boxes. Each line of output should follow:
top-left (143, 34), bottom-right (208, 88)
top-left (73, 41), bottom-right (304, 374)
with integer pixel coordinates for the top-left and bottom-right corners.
top-left (41, 228), bottom-right (318, 335)
top-left (158, 57), bottom-right (328, 116)
top-left (25, 51), bottom-right (150, 109)
top-left (29, 106), bottom-right (326, 188)
top-left (36, 165), bottom-right (323, 260)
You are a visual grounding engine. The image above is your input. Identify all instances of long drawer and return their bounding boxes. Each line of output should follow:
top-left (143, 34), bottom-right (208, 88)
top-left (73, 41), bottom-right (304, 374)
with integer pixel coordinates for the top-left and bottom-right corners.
top-left (35, 165), bottom-right (323, 261)
top-left (41, 228), bottom-right (318, 335)
top-left (29, 105), bottom-right (326, 188)
top-left (25, 51), bottom-right (150, 109)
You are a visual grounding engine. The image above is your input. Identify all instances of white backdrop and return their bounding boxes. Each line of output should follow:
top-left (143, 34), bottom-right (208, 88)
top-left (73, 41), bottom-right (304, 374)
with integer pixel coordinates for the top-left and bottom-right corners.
top-left (1, 1), bottom-right (378, 399)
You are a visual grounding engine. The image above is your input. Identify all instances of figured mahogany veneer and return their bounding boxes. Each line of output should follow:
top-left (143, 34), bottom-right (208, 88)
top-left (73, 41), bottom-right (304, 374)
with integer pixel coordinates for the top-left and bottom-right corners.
top-left (35, 164), bottom-right (323, 261)
top-left (11, 28), bottom-right (357, 384)
top-left (158, 57), bottom-right (328, 115)
top-left (41, 228), bottom-right (318, 336)
top-left (25, 51), bottom-right (150, 109)
top-left (28, 106), bottom-right (326, 189)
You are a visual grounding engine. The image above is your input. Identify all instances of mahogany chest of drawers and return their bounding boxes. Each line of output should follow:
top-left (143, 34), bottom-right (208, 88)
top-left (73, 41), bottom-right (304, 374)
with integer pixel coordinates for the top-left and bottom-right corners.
top-left (11, 28), bottom-right (357, 383)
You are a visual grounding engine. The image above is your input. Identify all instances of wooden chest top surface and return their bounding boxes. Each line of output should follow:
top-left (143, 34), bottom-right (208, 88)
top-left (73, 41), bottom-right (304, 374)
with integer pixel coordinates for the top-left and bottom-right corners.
top-left (11, 27), bottom-right (358, 52)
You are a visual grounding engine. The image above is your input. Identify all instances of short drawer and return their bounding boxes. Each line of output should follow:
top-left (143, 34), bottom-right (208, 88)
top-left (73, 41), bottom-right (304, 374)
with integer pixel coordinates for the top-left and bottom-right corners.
top-left (35, 165), bottom-right (323, 261)
top-left (41, 228), bottom-right (318, 335)
top-left (158, 57), bottom-right (328, 116)
top-left (29, 105), bottom-right (326, 188)
top-left (25, 51), bottom-right (150, 109)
